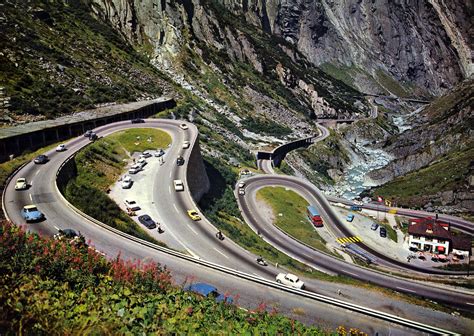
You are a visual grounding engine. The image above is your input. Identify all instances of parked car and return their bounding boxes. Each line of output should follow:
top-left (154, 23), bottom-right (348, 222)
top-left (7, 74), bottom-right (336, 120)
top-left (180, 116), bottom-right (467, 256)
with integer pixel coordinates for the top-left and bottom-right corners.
top-left (346, 214), bottom-right (355, 222)
top-left (182, 140), bottom-right (190, 149)
top-left (128, 164), bottom-right (142, 174)
top-left (84, 130), bottom-right (93, 137)
top-left (140, 151), bottom-right (152, 158)
top-left (187, 209), bottom-right (201, 221)
top-left (276, 273), bottom-right (305, 289)
top-left (56, 144), bottom-right (67, 152)
top-left (180, 123), bottom-right (189, 130)
top-left (155, 149), bottom-right (165, 157)
top-left (21, 205), bottom-right (44, 222)
top-left (137, 157), bottom-right (147, 168)
top-left (131, 118), bottom-right (145, 124)
top-left (176, 156), bottom-right (185, 166)
top-left (238, 188), bottom-right (245, 195)
top-left (138, 215), bottom-right (157, 229)
top-left (121, 175), bottom-right (133, 189)
top-left (371, 223), bottom-right (379, 231)
top-left (184, 283), bottom-right (233, 304)
top-left (173, 179), bottom-right (184, 191)
top-left (34, 154), bottom-right (48, 164)
top-left (380, 227), bottom-right (387, 238)
top-left (124, 200), bottom-right (140, 211)
top-left (15, 177), bottom-right (28, 190)
top-left (350, 205), bottom-right (362, 211)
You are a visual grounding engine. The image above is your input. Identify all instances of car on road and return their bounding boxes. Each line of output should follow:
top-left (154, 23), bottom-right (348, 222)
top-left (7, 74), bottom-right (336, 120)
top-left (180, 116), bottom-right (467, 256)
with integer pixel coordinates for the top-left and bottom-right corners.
top-left (184, 283), bottom-right (233, 304)
top-left (56, 144), bottom-right (67, 152)
top-left (34, 154), bottom-right (48, 164)
top-left (187, 209), bottom-right (201, 221)
top-left (84, 130), bottom-right (93, 137)
top-left (379, 227), bottom-right (387, 238)
top-left (346, 214), bottom-right (355, 222)
top-left (350, 205), bottom-right (362, 211)
top-left (182, 140), bottom-right (190, 149)
top-left (176, 156), bottom-right (185, 166)
top-left (124, 200), bottom-right (140, 211)
top-left (89, 132), bottom-right (98, 141)
top-left (140, 151), bottom-right (152, 158)
top-left (54, 228), bottom-right (79, 240)
top-left (121, 175), bottom-right (133, 189)
top-left (138, 215), bottom-right (157, 229)
top-left (276, 273), bottom-right (305, 289)
top-left (238, 181), bottom-right (245, 188)
top-left (131, 118), bottom-right (145, 124)
top-left (371, 223), bottom-right (379, 231)
top-left (180, 123), bottom-right (188, 130)
top-left (128, 164), bottom-right (142, 174)
top-left (15, 177), bottom-right (28, 190)
top-left (155, 149), bottom-right (165, 157)
top-left (21, 205), bottom-right (44, 222)
top-left (238, 188), bottom-right (245, 195)
top-left (173, 179), bottom-right (184, 191)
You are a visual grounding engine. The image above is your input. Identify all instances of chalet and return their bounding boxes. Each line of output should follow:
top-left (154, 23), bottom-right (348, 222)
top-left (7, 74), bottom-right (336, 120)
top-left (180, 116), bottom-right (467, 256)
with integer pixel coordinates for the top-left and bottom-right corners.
top-left (408, 217), bottom-right (471, 258)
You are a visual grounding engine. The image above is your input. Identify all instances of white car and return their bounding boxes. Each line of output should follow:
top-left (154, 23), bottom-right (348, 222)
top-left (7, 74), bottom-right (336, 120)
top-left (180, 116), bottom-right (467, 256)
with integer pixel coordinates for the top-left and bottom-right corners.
top-left (154, 149), bottom-right (165, 157)
top-left (140, 151), bottom-right (152, 158)
top-left (276, 273), bottom-right (305, 289)
top-left (128, 164), bottom-right (142, 174)
top-left (182, 141), bottom-right (190, 149)
top-left (180, 123), bottom-right (188, 130)
top-left (124, 200), bottom-right (140, 211)
top-left (238, 181), bottom-right (245, 188)
top-left (121, 175), bottom-right (133, 189)
top-left (15, 177), bottom-right (28, 190)
top-left (56, 144), bottom-right (66, 152)
top-left (137, 157), bottom-right (147, 168)
top-left (173, 179), bottom-right (184, 191)
top-left (238, 188), bottom-right (245, 195)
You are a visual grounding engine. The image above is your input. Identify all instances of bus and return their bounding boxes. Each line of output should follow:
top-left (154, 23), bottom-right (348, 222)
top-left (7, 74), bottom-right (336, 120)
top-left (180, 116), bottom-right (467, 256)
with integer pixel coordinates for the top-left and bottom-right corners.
top-left (307, 206), bottom-right (323, 227)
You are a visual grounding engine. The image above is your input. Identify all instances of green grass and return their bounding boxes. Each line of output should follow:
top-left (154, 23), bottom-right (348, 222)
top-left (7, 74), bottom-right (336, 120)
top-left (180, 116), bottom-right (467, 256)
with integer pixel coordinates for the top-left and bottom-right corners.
top-left (107, 128), bottom-right (172, 154)
top-left (64, 129), bottom-right (171, 246)
top-left (375, 69), bottom-right (410, 98)
top-left (256, 186), bottom-right (338, 256)
top-left (0, 221), bottom-right (331, 335)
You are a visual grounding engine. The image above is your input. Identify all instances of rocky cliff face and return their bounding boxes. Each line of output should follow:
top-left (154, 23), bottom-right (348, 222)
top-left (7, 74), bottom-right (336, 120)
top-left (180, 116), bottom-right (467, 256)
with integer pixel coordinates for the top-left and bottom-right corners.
top-left (220, 0), bottom-right (472, 96)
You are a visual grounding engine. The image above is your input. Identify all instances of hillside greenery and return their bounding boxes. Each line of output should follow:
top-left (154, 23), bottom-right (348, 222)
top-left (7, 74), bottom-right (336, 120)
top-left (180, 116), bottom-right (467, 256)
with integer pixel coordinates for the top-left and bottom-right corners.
top-left (0, 220), bottom-right (333, 334)
top-left (1, 0), bottom-right (168, 121)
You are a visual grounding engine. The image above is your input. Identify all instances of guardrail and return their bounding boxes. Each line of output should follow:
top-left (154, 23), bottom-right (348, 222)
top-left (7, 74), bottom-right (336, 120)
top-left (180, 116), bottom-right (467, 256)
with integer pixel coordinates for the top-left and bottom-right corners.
top-left (52, 142), bottom-right (455, 335)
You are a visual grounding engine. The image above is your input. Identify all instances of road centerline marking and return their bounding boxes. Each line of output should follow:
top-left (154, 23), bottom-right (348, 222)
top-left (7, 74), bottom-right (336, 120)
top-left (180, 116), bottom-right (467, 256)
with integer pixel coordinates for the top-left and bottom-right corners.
top-left (213, 247), bottom-right (229, 259)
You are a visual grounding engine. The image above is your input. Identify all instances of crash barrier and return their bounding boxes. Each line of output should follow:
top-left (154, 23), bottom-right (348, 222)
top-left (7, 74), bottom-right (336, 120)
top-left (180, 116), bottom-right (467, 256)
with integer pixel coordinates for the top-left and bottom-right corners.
top-left (55, 156), bottom-right (455, 335)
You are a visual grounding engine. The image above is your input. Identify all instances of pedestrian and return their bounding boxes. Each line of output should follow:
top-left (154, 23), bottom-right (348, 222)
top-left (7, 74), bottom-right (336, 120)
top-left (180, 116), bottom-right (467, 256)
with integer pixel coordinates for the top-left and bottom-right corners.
top-left (275, 262), bottom-right (278, 268)
top-left (337, 289), bottom-right (341, 296)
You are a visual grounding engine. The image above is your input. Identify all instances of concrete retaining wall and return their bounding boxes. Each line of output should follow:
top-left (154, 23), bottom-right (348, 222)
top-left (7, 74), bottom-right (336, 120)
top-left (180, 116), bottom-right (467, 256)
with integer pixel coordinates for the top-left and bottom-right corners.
top-left (0, 98), bottom-right (175, 163)
top-left (186, 138), bottom-right (210, 202)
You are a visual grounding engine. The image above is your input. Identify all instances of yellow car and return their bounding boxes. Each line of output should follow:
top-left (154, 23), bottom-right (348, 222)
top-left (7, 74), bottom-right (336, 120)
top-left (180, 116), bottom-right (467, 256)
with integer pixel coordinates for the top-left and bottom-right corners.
top-left (187, 209), bottom-right (201, 221)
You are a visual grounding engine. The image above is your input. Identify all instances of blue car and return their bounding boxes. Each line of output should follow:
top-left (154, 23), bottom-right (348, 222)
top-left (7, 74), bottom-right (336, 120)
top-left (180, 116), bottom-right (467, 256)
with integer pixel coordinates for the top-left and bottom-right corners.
top-left (346, 214), bottom-right (355, 222)
top-left (21, 205), bottom-right (44, 222)
top-left (184, 283), bottom-right (233, 304)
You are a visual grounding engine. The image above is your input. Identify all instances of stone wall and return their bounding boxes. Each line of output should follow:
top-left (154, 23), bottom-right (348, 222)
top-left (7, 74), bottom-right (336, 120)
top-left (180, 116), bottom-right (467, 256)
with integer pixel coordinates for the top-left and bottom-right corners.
top-left (186, 138), bottom-right (210, 202)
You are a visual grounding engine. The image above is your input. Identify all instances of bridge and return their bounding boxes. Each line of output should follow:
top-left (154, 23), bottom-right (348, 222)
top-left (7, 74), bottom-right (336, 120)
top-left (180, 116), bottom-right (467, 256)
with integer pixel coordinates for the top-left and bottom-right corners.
top-left (256, 136), bottom-right (316, 168)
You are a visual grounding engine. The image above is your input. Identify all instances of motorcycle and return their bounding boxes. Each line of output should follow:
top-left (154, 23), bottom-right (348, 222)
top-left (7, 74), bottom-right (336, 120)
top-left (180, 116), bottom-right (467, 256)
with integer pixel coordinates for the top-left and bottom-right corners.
top-left (216, 231), bottom-right (224, 240)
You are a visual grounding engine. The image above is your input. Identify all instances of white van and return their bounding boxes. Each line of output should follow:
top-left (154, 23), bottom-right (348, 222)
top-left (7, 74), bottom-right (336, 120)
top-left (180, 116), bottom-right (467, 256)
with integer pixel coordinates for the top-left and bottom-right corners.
top-left (173, 179), bottom-right (184, 191)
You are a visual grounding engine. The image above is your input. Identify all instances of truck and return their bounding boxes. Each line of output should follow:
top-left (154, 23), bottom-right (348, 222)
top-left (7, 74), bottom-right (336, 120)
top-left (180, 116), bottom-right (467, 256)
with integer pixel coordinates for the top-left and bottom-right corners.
top-left (173, 179), bottom-right (184, 191)
top-left (307, 205), bottom-right (323, 227)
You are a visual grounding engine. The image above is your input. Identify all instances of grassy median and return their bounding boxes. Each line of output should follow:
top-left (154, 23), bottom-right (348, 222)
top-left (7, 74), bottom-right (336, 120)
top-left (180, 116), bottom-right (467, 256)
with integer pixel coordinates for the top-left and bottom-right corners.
top-left (256, 186), bottom-right (339, 257)
top-left (65, 128), bottom-right (171, 245)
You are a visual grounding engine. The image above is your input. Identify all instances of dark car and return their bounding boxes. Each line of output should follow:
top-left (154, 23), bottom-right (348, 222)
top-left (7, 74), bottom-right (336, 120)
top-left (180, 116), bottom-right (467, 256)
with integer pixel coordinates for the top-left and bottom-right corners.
top-left (34, 154), bottom-right (48, 164)
top-left (184, 283), bottom-right (233, 304)
top-left (89, 132), bottom-right (98, 141)
top-left (380, 227), bottom-right (387, 238)
top-left (176, 156), bottom-right (185, 166)
top-left (138, 215), bottom-right (157, 229)
top-left (131, 118), bottom-right (145, 124)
